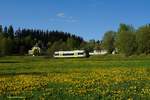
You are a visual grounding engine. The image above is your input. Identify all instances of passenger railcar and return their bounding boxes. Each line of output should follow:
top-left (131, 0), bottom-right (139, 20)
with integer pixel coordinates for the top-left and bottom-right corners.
top-left (54, 50), bottom-right (88, 58)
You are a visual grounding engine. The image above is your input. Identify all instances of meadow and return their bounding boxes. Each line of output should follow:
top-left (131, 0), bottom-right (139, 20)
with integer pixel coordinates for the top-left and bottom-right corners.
top-left (0, 55), bottom-right (150, 99)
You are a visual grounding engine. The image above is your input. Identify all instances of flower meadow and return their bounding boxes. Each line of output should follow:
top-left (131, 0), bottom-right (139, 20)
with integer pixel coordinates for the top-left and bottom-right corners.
top-left (0, 68), bottom-right (150, 99)
top-left (0, 56), bottom-right (150, 99)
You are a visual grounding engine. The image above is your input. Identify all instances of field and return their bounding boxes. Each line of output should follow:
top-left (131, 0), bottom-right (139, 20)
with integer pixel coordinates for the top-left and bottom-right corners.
top-left (0, 55), bottom-right (150, 99)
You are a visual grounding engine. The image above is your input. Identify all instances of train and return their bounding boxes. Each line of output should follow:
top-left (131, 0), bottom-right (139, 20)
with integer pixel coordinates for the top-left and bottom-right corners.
top-left (53, 50), bottom-right (89, 58)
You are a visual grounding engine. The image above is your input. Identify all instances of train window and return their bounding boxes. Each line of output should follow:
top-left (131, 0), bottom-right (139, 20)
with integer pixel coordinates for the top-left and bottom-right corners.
top-left (78, 53), bottom-right (84, 55)
top-left (63, 53), bottom-right (74, 56)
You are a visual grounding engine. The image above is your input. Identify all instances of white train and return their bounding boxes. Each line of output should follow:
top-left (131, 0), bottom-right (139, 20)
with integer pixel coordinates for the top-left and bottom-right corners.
top-left (54, 50), bottom-right (88, 58)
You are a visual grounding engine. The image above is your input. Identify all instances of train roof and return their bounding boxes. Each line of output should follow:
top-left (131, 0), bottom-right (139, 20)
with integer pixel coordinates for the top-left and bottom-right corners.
top-left (54, 50), bottom-right (85, 54)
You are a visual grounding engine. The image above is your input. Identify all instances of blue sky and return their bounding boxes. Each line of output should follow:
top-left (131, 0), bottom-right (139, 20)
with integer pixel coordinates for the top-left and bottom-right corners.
top-left (0, 0), bottom-right (150, 40)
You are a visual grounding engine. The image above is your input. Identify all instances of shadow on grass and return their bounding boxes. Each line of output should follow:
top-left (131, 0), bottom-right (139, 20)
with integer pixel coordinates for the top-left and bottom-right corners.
top-left (0, 61), bottom-right (21, 63)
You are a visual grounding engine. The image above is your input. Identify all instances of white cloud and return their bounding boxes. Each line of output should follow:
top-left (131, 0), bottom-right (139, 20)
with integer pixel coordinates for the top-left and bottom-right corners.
top-left (50, 12), bottom-right (78, 23)
top-left (57, 13), bottom-right (65, 18)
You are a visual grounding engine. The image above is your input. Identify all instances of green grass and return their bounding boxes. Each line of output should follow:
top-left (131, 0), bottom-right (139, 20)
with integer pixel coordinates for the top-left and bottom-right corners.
top-left (0, 55), bottom-right (150, 74)
top-left (0, 55), bottom-right (150, 99)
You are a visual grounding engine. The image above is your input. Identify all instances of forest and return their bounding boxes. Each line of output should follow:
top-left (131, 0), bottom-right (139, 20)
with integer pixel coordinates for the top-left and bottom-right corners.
top-left (0, 25), bottom-right (84, 56)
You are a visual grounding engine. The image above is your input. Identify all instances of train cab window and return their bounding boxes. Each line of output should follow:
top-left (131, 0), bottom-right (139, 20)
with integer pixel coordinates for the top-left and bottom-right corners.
top-left (54, 53), bottom-right (59, 56)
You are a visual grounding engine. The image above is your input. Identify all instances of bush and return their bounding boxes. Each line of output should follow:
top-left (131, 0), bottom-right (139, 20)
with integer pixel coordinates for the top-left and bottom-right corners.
top-left (33, 49), bottom-right (40, 56)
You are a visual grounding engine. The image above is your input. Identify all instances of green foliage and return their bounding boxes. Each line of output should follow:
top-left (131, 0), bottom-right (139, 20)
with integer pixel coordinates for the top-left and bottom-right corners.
top-left (33, 48), bottom-right (40, 56)
top-left (0, 25), bottom-right (2, 33)
top-left (1, 23), bottom-right (150, 56)
top-left (0, 37), bottom-right (13, 55)
top-left (136, 24), bottom-right (150, 54)
top-left (47, 37), bottom-right (82, 57)
top-left (115, 24), bottom-right (136, 56)
top-left (48, 40), bottom-right (68, 57)
top-left (67, 38), bottom-right (79, 50)
top-left (94, 42), bottom-right (101, 51)
top-left (0, 25), bottom-right (84, 56)
top-left (82, 40), bottom-right (96, 52)
top-left (7, 25), bottom-right (14, 39)
top-left (118, 23), bottom-right (135, 32)
top-left (102, 31), bottom-right (116, 54)
top-left (3, 27), bottom-right (8, 37)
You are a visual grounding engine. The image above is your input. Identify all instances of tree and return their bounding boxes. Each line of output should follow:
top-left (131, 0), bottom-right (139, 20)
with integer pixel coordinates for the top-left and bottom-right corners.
top-left (82, 42), bottom-right (94, 52)
top-left (0, 25), bottom-right (2, 33)
top-left (115, 24), bottom-right (136, 56)
top-left (48, 40), bottom-right (63, 57)
top-left (0, 25), bottom-right (84, 56)
top-left (7, 37), bottom-right (14, 54)
top-left (94, 41), bottom-right (102, 51)
top-left (8, 25), bottom-right (14, 38)
top-left (24, 35), bottom-right (33, 50)
top-left (102, 31), bottom-right (116, 54)
top-left (59, 42), bottom-right (69, 51)
top-left (67, 38), bottom-right (79, 50)
top-left (83, 39), bottom-right (96, 52)
top-left (3, 26), bottom-right (8, 37)
top-left (47, 42), bottom-right (52, 48)
top-left (118, 23), bottom-right (134, 32)
top-left (0, 37), bottom-right (13, 55)
top-left (136, 24), bottom-right (150, 54)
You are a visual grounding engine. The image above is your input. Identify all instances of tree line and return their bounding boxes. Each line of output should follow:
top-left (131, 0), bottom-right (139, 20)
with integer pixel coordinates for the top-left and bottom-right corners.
top-left (102, 23), bottom-right (150, 56)
top-left (0, 25), bottom-right (84, 56)
top-left (1, 24), bottom-right (150, 57)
